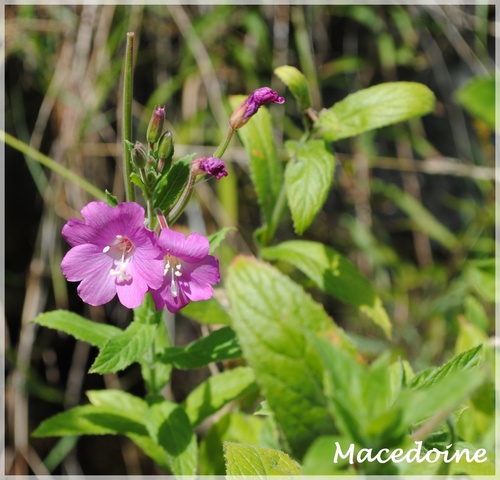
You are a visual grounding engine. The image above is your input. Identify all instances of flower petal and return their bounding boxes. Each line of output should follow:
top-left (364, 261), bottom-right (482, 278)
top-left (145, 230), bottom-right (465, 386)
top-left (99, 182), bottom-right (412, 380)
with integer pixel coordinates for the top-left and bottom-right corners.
top-left (159, 229), bottom-right (210, 263)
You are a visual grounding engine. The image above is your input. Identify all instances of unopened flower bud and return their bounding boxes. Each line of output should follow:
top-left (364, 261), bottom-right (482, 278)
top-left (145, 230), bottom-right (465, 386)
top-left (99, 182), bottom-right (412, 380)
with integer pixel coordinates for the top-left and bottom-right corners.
top-left (131, 141), bottom-right (148, 169)
top-left (191, 156), bottom-right (228, 180)
top-left (146, 105), bottom-right (165, 144)
top-left (229, 87), bottom-right (285, 129)
top-left (158, 130), bottom-right (174, 161)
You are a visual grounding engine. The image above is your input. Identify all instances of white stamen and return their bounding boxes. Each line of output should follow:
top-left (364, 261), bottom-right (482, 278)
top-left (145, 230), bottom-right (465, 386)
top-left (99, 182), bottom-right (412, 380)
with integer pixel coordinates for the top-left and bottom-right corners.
top-left (103, 245), bottom-right (111, 253)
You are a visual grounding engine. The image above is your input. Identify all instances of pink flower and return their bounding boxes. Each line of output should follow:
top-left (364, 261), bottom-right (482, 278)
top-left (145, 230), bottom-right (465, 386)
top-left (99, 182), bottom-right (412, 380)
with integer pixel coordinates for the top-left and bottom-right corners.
top-left (230, 87), bottom-right (285, 129)
top-left (61, 201), bottom-right (164, 309)
top-left (151, 228), bottom-right (220, 313)
top-left (192, 156), bottom-right (228, 179)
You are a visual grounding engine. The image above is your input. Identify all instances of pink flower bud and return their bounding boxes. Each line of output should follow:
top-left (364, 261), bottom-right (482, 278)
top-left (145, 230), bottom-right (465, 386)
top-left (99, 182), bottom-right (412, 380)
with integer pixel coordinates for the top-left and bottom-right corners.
top-left (229, 87), bottom-right (285, 129)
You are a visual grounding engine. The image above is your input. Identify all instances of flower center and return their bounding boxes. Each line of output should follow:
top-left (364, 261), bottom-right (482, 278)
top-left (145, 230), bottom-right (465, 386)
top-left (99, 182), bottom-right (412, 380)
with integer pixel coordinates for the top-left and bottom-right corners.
top-left (103, 235), bottom-right (135, 283)
top-left (164, 255), bottom-right (183, 298)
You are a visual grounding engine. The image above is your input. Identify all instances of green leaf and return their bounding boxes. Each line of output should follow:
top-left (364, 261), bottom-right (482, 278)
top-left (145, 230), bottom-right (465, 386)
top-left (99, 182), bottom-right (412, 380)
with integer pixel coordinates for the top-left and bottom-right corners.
top-left (262, 240), bottom-right (391, 338)
top-left (455, 76), bottom-right (495, 129)
top-left (274, 65), bottom-right (312, 111)
top-left (409, 345), bottom-right (484, 390)
top-left (372, 178), bottom-right (459, 249)
top-left (86, 389), bottom-right (148, 420)
top-left (153, 154), bottom-right (193, 212)
top-left (230, 95), bottom-right (283, 227)
top-left (32, 404), bottom-right (148, 438)
top-left (208, 226), bottom-right (236, 253)
top-left (158, 326), bottom-right (241, 369)
top-left (400, 368), bottom-right (487, 427)
top-left (183, 366), bottom-right (257, 426)
top-left (89, 302), bottom-right (161, 374)
top-left (226, 256), bottom-right (353, 458)
top-left (224, 442), bottom-right (301, 477)
top-left (145, 400), bottom-right (197, 476)
top-left (32, 310), bottom-right (121, 348)
top-left (316, 81), bottom-right (435, 142)
top-left (284, 139), bottom-right (335, 235)
top-left (199, 412), bottom-right (263, 475)
top-left (465, 259), bottom-right (495, 303)
top-left (181, 296), bottom-right (232, 325)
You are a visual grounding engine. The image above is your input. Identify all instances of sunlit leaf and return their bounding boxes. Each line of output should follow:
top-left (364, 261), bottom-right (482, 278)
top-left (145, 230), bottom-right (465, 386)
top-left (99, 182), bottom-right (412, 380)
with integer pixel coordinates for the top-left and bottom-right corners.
top-left (227, 256), bottom-right (354, 458)
top-left (183, 366), bottom-right (257, 426)
top-left (274, 65), bottom-right (312, 111)
top-left (262, 240), bottom-right (391, 338)
top-left (284, 139), bottom-right (335, 235)
top-left (224, 442), bottom-right (301, 477)
top-left (33, 310), bottom-right (121, 348)
top-left (316, 82), bottom-right (435, 141)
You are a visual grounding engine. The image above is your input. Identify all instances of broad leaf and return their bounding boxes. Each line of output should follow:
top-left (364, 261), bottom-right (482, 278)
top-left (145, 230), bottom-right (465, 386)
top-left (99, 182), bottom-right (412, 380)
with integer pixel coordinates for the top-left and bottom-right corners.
top-left (316, 82), bottom-right (435, 142)
top-left (145, 400), bottom-right (197, 476)
top-left (181, 295), bottom-right (232, 325)
top-left (226, 256), bottom-right (354, 458)
top-left (32, 310), bottom-right (121, 348)
top-left (183, 366), bottom-right (257, 426)
top-left (409, 345), bottom-right (484, 390)
top-left (153, 154), bottom-right (194, 212)
top-left (32, 404), bottom-right (148, 438)
top-left (87, 389), bottom-right (148, 420)
top-left (158, 326), bottom-right (241, 369)
top-left (284, 139), bottom-right (335, 235)
top-left (90, 300), bottom-right (162, 374)
top-left (274, 65), bottom-right (312, 112)
top-left (262, 240), bottom-right (391, 338)
top-left (455, 76), bottom-right (495, 129)
top-left (224, 442), bottom-right (301, 477)
top-left (230, 95), bottom-right (283, 228)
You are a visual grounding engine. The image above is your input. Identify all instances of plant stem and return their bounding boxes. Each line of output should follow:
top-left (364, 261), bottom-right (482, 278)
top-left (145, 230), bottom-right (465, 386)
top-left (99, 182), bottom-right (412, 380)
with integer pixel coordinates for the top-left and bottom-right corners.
top-left (213, 126), bottom-right (235, 159)
top-left (123, 32), bottom-right (135, 202)
top-left (166, 170), bottom-right (196, 225)
top-left (1, 130), bottom-right (106, 201)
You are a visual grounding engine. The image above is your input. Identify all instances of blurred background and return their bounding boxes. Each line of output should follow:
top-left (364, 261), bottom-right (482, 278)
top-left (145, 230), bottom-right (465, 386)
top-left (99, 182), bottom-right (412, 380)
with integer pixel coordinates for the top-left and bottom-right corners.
top-left (4, 3), bottom-right (496, 475)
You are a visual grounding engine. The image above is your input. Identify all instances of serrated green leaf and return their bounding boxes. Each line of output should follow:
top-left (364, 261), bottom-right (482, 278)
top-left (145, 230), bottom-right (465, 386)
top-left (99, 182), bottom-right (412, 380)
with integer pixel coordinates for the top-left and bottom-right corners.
top-left (153, 154), bottom-right (194, 212)
top-left (229, 95), bottom-right (283, 227)
top-left (181, 296), bottom-right (232, 325)
top-left (316, 82), bottom-right (435, 141)
top-left (158, 326), bottom-right (241, 369)
top-left (183, 366), bottom-right (257, 426)
top-left (32, 404), bottom-right (148, 438)
top-left (200, 412), bottom-right (264, 475)
top-left (87, 389), bottom-right (148, 421)
top-left (224, 442), bottom-right (301, 477)
top-left (262, 240), bottom-right (391, 338)
top-left (400, 368), bottom-right (486, 427)
top-left (90, 317), bottom-right (159, 374)
top-left (274, 65), bottom-right (312, 111)
top-left (145, 400), bottom-right (197, 476)
top-left (208, 226), bottom-right (236, 253)
top-left (455, 76), bottom-right (495, 129)
top-left (227, 256), bottom-right (353, 458)
top-left (284, 139), bottom-right (335, 235)
top-left (32, 310), bottom-right (121, 348)
top-left (372, 178), bottom-right (458, 249)
top-left (409, 345), bottom-right (484, 390)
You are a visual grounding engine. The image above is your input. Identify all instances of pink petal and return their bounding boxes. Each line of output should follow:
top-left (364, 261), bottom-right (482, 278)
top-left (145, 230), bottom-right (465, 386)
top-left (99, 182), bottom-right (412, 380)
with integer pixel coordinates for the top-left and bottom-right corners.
top-left (159, 229), bottom-right (210, 263)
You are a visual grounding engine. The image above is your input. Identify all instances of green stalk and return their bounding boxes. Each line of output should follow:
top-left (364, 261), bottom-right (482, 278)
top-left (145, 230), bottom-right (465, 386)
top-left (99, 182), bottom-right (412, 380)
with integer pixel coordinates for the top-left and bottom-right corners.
top-left (212, 126), bottom-right (235, 159)
top-left (123, 32), bottom-right (135, 201)
top-left (1, 131), bottom-right (106, 201)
